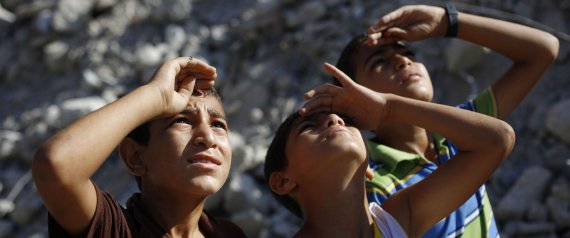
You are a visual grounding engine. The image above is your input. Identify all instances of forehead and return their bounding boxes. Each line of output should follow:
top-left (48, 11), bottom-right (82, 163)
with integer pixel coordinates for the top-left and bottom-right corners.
top-left (184, 96), bottom-right (226, 120)
top-left (356, 42), bottom-right (410, 61)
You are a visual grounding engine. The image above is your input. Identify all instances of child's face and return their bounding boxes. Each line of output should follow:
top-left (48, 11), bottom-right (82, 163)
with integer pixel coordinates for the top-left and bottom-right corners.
top-left (283, 112), bottom-right (367, 186)
top-left (353, 42), bottom-right (434, 102)
top-left (142, 95), bottom-right (231, 196)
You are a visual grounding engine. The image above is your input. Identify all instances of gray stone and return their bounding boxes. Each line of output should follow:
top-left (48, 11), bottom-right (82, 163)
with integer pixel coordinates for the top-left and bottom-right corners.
top-left (230, 208), bottom-right (267, 238)
top-left (0, 199), bottom-right (15, 217)
top-left (223, 173), bottom-right (269, 214)
top-left (164, 24), bottom-right (186, 51)
top-left (0, 131), bottom-right (22, 159)
top-left (135, 43), bottom-right (168, 67)
top-left (0, 2), bottom-right (16, 23)
top-left (496, 166), bottom-right (552, 220)
top-left (0, 219), bottom-right (14, 238)
top-left (43, 40), bottom-right (71, 72)
top-left (9, 188), bottom-right (44, 226)
top-left (445, 40), bottom-right (491, 73)
top-left (51, 0), bottom-right (95, 32)
top-left (526, 202), bottom-right (549, 222)
top-left (546, 178), bottom-right (570, 228)
top-left (285, 1), bottom-right (326, 27)
top-left (546, 100), bottom-right (570, 144)
top-left (59, 97), bottom-right (107, 126)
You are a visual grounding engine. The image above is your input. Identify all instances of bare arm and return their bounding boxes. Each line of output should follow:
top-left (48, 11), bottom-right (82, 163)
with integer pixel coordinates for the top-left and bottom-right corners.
top-left (302, 63), bottom-right (515, 237)
top-left (367, 4), bottom-right (559, 119)
top-left (379, 95), bottom-right (514, 237)
top-left (32, 57), bottom-right (216, 235)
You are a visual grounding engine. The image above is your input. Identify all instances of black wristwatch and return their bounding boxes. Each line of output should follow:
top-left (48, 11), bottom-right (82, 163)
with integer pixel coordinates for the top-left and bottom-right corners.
top-left (445, 3), bottom-right (458, 37)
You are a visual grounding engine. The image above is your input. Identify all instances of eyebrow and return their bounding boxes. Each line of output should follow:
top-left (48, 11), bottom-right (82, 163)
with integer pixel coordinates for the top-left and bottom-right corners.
top-left (292, 113), bottom-right (324, 132)
top-left (180, 108), bottom-right (227, 120)
top-left (363, 43), bottom-right (411, 68)
top-left (364, 47), bottom-right (390, 68)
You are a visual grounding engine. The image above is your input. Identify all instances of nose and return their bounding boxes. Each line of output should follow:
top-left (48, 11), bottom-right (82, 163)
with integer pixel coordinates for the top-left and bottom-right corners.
top-left (325, 114), bottom-right (346, 128)
top-left (394, 54), bottom-right (412, 71)
top-left (192, 123), bottom-right (217, 148)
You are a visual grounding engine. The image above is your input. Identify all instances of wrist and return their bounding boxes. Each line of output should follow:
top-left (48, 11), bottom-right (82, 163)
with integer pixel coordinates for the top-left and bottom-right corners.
top-left (444, 3), bottom-right (458, 37)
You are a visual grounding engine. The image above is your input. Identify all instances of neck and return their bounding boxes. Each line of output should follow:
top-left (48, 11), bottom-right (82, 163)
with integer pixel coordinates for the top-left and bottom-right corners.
top-left (141, 187), bottom-right (206, 238)
top-left (295, 170), bottom-right (374, 238)
top-left (373, 121), bottom-right (437, 162)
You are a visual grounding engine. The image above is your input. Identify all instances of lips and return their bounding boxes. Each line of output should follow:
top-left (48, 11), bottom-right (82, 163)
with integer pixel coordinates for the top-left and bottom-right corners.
top-left (187, 153), bottom-right (221, 166)
top-left (400, 72), bottom-right (422, 84)
top-left (320, 125), bottom-right (352, 140)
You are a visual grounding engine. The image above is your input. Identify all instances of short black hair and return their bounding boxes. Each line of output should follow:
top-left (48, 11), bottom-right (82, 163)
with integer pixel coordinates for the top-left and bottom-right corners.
top-left (264, 112), bottom-right (304, 218)
top-left (126, 87), bottom-right (222, 190)
top-left (333, 34), bottom-right (368, 86)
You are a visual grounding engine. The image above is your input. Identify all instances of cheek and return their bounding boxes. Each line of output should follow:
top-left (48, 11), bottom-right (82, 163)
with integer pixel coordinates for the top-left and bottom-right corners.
top-left (218, 136), bottom-right (232, 160)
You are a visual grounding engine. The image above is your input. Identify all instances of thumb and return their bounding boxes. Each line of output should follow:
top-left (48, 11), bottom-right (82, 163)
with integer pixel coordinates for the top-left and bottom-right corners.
top-left (178, 77), bottom-right (196, 99)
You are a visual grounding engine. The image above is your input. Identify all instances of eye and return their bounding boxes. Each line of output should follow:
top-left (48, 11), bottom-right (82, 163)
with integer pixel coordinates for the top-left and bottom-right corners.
top-left (371, 58), bottom-right (385, 69)
top-left (174, 117), bottom-right (190, 124)
top-left (211, 120), bottom-right (228, 131)
top-left (298, 122), bottom-right (315, 134)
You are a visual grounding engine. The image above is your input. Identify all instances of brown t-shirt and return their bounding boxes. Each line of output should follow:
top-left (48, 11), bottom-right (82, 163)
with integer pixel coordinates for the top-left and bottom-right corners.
top-left (48, 185), bottom-right (246, 238)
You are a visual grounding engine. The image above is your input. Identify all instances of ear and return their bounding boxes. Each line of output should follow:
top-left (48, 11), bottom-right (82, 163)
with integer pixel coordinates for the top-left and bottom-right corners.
top-left (118, 138), bottom-right (146, 176)
top-left (268, 171), bottom-right (297, 195)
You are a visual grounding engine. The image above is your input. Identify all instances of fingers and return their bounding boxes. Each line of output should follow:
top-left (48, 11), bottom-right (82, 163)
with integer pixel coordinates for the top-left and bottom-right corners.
top-left (299, 95), bottom-right (334, 117)
top-left (365, 166), bottom-right (374, 180)
top-left (323, 63), bottom-right (354, 88)
top-left (304, 83), bottom-right (340, 100)
top-left (177, 57), bottom-right (217, 78)
top-left (366, 32), bottom-right (399, 46)
top-left (369, 7), bottom-right (404, 33)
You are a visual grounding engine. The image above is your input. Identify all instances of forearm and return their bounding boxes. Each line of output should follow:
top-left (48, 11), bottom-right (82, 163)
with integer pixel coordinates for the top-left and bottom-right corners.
top-left (382, 94), bottom-right (515, 237)
top-left (385, 94), bottom-right (514, 153)
top-left (33, 85), bottom-right (163, 185)
top-left (457, 12), bottom-right (558, 65)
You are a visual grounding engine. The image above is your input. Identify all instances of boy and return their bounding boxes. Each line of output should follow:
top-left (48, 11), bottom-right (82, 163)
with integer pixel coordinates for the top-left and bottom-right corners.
top-left (33, 57), bottom-right (246, 237)
top-left (335, 4), bottom-right (558, 237)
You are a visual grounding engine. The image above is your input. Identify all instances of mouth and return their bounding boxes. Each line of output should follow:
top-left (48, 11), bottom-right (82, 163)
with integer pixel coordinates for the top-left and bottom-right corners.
top-left (321, 126), bottom-right (352, 140)
top-left (400, 72), bottom-right (422, 84)
top-left (187, 153), bottom-right (221, 166)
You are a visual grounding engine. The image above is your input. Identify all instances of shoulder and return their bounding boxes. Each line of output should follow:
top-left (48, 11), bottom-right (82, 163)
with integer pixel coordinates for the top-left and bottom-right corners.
top-left (49, 184), bottom-right (131, 237)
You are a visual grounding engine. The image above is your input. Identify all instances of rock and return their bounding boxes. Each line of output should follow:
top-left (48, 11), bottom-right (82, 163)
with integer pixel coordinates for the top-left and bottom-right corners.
top-left (231, 208), bottom-right (267, 238)
top-left (43, 40), bottom-right (71, 73)
top-left (445, 40), bottom-right (491, 73)
top-left (0, 2), bottom-right (16, 23)
top-left (546, 100), bottom-right (570, 144)
top-left (164, 24), bottom-right (186, 51)
top-left (285, 1), bottom-right (327, 28)
top-left (496, 166), bottom-right (552, 220)
top-left (0, 130), bottom-right (22, 159)
top-left (51, 0), bottom-right (95, 32)
top-left (0, 219), bottom-right (14, 238)
top-left (526, 202), bottom-right (549, 222)
top-left (58, 97), bottom-right (107, 127)
top-left (223, 173), bottom-right (269, 214)
top-left (502, 221), bottom-right (556, 237)
top-left (9, 188), bottom-right (44, 226)
top-left (546, 178), bottom-right (570, 229)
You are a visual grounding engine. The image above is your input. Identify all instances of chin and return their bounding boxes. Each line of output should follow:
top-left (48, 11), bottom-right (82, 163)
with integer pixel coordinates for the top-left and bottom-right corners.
top-left (187, 176), bottom-right (226, 195)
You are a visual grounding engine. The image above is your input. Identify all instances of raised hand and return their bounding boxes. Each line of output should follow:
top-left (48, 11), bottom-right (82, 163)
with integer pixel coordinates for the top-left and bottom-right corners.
top-left (367, 5), bottom-right (447, 46)
top-left (299, 63), bottom-right (387, 131)
top-left (147, 57), bottom-right (217, 117)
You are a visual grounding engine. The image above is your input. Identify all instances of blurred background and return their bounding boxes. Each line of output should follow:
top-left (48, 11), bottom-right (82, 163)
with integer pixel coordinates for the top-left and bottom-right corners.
top-left (0, 0), bottom-right (569, 237)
